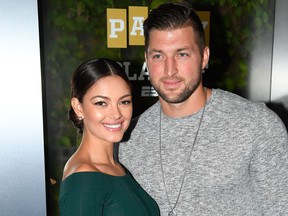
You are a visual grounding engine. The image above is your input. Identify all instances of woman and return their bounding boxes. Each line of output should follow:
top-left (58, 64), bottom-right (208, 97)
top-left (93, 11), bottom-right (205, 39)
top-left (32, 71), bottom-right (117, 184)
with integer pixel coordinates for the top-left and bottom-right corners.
top-left (59, 58), bottom-right (160, 215)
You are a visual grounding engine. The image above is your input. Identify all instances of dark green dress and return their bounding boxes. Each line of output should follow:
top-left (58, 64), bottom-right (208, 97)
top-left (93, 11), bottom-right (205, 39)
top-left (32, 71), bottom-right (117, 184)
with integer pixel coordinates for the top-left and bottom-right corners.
top-left (59, 171), bottom-right (160, 215)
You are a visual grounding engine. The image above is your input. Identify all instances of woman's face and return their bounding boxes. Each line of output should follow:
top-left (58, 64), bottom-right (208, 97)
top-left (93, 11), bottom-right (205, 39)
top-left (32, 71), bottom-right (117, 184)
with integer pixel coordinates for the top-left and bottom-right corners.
top-left (73, 75), bottom-right (132, 144)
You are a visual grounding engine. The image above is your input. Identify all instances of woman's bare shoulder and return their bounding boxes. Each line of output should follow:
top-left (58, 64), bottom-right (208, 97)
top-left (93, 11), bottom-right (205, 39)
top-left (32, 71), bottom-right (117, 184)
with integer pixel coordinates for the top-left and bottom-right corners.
top-left (62, 155), bottom-right (98, 181)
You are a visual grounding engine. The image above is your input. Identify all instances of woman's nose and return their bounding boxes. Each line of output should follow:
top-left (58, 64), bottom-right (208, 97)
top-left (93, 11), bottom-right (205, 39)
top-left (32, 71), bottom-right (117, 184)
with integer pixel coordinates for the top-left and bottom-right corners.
top-left (108, 105), bottom-right (122, 119)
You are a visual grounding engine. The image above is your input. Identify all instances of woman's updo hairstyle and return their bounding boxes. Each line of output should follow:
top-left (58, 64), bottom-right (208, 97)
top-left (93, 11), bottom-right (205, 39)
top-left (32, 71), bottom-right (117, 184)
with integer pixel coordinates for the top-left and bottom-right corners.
top-left (68, 58), bottom-right (131, 134)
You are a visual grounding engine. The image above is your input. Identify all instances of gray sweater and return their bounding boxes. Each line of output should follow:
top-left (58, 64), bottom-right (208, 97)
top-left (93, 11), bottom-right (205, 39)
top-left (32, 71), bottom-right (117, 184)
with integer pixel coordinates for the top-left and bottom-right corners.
top-left (119, 89), bottom-right (288, 215)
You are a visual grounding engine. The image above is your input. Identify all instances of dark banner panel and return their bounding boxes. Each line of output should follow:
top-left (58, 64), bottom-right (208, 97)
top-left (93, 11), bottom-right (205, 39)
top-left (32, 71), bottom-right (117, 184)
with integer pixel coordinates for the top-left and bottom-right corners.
top-left (39, 1), bottom-right (275, 215)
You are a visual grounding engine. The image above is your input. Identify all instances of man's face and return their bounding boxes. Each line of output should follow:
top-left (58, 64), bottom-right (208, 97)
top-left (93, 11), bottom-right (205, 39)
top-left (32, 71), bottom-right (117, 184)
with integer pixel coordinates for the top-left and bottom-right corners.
top-left (145, 26), bottom-right (209, 104)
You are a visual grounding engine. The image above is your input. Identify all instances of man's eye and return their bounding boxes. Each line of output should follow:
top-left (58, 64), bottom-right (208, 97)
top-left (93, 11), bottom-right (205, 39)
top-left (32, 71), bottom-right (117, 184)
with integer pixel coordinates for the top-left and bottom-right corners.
top-left (152, 54), bottom-right (162, 59)
top-left (178, 53), bottom-right (189, 57)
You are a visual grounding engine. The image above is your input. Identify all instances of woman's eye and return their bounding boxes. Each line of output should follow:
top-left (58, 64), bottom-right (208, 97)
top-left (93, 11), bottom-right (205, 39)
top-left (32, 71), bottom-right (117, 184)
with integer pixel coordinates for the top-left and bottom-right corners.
top-left (94, 101), bottom-right (107, 107)
top-left (121, 100), bottom-right (132, 105)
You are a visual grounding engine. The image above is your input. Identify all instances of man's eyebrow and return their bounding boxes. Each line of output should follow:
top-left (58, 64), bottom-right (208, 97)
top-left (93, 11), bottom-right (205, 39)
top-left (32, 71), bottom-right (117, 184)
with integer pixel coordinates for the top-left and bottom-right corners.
top-left (148, 47), bottom-right (191, 54)
top-left (148, 49), bottom-right (163, 54)
top-left (176, 46), bottom-right (191, 52)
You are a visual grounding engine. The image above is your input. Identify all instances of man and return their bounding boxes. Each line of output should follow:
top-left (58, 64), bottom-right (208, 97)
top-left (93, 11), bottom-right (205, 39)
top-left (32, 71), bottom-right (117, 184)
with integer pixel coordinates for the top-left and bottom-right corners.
top-left (119, 2), bottom-right (288, 215)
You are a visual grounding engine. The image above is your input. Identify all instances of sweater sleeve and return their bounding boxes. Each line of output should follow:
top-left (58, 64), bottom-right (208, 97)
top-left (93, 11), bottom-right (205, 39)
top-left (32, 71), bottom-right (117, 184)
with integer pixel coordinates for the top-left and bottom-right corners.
top-left (250, 105), bottom-right (288, 215)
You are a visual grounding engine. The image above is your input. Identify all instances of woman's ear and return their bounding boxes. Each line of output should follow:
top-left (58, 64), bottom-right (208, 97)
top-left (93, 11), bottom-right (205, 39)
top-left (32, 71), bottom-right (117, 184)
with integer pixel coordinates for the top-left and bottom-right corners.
top-left (71, 97), bottom-right (83, 118)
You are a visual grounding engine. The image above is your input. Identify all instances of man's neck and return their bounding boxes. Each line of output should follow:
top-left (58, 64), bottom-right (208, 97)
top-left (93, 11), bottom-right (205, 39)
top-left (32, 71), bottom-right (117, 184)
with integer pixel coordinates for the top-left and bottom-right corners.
top-left (160, 87), bottom-right (211, 118)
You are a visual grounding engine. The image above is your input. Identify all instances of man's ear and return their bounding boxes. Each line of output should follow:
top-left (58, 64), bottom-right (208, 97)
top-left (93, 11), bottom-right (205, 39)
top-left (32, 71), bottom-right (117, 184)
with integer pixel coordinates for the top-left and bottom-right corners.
top-left (71, 97), bottom-right (83, 118)
top-left (202, 46), bottom-right (210, 70)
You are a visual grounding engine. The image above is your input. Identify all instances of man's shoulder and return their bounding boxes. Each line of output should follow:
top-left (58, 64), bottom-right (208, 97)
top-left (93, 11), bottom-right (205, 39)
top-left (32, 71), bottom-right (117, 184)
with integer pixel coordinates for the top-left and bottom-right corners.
top-left (214, 89), bottom-right (252, 104)
top-left (213, 89), bottom-right (268, 112)
top-left (213, 89), bottom-right (283, 125)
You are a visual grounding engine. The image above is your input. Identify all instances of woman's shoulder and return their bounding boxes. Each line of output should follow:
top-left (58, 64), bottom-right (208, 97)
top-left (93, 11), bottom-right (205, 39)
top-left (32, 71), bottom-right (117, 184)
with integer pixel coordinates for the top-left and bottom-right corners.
top-left (62, 154), bottom-right (99, 181)
top-left (60, 168), bottom-right (105, 196)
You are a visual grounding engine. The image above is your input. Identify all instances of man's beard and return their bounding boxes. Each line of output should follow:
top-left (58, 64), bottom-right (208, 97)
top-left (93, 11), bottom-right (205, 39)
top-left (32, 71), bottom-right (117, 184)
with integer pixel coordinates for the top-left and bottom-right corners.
top-left (151, 74), bottom-right (202, 104)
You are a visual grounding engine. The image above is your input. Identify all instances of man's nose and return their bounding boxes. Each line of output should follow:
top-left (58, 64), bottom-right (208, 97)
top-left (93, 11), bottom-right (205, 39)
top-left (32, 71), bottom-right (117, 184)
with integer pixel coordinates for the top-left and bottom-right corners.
top-left (164, 57), bottom-right (177, 77)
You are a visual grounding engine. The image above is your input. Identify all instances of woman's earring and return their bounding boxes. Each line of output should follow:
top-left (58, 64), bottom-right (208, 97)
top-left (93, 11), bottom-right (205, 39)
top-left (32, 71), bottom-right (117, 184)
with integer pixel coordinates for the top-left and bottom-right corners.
top-left (78, 116), bottom-right (83, 121)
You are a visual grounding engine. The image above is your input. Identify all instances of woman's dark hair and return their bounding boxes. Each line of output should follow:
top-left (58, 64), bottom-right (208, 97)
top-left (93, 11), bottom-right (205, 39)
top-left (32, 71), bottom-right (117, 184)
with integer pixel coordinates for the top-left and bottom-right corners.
top-left (68, 58), bottom-right (131, 134)
top-left (143, 2), bottom-right (206, 55)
